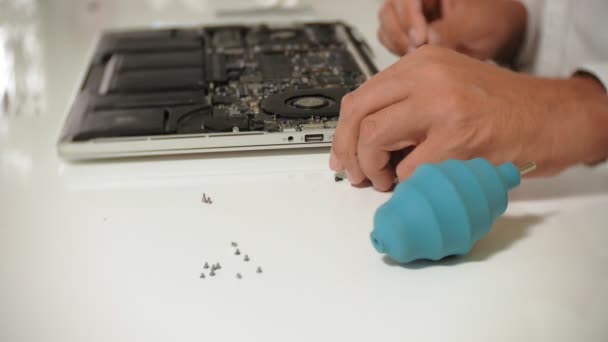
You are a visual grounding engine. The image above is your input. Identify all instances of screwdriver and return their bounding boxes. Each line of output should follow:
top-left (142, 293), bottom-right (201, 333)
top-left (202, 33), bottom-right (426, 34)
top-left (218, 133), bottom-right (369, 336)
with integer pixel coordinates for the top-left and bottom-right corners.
top-left (369, 158), bottom-right (536, 263)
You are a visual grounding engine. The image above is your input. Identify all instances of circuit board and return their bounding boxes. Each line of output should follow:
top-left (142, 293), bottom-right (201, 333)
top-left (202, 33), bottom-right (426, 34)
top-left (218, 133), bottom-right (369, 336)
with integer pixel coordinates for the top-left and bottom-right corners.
top-left (59, 22), bottom-right (377, 159)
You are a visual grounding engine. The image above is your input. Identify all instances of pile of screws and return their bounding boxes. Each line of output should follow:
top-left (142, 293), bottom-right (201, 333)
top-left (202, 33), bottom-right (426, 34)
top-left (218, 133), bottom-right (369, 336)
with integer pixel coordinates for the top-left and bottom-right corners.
top-left (200, 262), bottom-right (222, 278)
top-left (202, 193), bottom-right (213, 205)
top-left (199, 241), bottom-right (264, 280)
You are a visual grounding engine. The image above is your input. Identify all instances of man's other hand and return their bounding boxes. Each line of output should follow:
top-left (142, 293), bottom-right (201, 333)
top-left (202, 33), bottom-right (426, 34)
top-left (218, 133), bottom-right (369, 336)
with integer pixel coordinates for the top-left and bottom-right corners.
top-left (377, 0), bottom-right (527, 63)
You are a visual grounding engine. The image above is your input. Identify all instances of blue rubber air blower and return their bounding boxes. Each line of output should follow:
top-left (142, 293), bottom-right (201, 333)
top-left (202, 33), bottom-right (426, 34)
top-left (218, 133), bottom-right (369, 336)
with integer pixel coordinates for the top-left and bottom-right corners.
top-left (370, 158), bottom-right (534, 263)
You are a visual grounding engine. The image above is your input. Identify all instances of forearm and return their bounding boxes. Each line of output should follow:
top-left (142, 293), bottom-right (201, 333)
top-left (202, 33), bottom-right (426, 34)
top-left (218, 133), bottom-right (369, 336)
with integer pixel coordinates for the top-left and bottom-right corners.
top-left (531, 76), bottom-right (608, 174)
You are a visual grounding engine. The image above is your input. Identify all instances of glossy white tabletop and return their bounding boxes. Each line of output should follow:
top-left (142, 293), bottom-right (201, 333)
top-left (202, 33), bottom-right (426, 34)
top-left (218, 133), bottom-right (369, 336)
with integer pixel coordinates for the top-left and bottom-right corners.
top-left (1, 1), bottom-right (607, 341)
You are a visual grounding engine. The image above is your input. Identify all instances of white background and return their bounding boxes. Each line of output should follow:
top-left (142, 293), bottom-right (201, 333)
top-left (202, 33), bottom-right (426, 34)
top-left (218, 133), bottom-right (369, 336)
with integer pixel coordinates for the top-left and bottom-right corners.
top-left (1, 1), bottom-right (607, 341)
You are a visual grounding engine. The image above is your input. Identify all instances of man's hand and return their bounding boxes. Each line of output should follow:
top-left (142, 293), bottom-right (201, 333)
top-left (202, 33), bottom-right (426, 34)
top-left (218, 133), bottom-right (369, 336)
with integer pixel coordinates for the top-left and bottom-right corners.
top-left (378, 0), bottom-right (527, 63)
top-left (329, 46), bottom-right (608, 191)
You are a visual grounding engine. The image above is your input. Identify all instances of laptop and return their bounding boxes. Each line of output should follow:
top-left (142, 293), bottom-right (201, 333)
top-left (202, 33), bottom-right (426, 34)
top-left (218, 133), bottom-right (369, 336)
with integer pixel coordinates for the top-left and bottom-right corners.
top-left (58, 21), bottom-right (377, 160)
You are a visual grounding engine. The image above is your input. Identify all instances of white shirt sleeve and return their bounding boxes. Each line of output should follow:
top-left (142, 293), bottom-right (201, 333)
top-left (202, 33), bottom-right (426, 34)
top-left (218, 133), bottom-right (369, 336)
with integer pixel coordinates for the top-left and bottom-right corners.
top-left (515, 0), bottom-right (544, 68)
top-left (516, 0), bottom-right (608, 93)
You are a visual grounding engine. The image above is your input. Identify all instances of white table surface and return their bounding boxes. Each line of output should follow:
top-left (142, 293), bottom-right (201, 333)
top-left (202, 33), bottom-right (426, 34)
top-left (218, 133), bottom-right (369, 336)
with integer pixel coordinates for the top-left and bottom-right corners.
top-left (1, 1), bottom-right (607, 341)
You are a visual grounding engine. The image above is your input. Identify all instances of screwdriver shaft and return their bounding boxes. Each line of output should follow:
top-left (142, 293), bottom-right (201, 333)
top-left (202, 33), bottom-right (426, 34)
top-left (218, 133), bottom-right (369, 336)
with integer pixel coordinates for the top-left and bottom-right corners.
top-left (518, 162), bottom-right (537, 176)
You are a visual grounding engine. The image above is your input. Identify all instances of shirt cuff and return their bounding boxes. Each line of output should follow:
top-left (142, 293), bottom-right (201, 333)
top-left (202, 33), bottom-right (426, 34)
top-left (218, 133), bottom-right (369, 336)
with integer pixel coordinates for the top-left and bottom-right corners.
top-left (576, 63), bottom-right (608, 93)
top-left (515, 0), bottom-right (544, 68)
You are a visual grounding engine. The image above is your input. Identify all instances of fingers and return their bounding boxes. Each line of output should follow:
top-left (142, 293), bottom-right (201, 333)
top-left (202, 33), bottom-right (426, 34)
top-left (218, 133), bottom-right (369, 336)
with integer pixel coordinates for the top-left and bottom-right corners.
top-left (330, 61), bottom-right (410, 174)
top-left (329, 147), bottom-right (342, 171)
top-left (394, 0), bottom-right (428, 48)
top-left (332, 94), bottom-right (368, 184)
top-left (357, 100), bottom-right (429, 190)
top-left (332, 68), bottom-right (415, 185)
top-left (358, 99), bottom-right (428, 150)
top-left (340, 58), bottom-right (419, 123)
top-left (356, 116), bottom-right (396, 191)
top-left (332, 53), bottom-right (424, 186)
top-left (377, 0), bottom-right (472, 55)
top-left (378, 2), bottom-right (409, 55)
top-left (395, 138), bottom-right (466, 181)
top-left (378, 0), bottom-right (439, 55)
top-left (356, 144), bottom-right (395, 191)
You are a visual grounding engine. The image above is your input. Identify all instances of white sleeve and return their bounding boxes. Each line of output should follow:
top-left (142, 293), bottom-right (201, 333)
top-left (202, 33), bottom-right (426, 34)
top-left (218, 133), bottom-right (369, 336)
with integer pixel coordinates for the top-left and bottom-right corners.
top-left (515, 0), bottom-right (544, 68)
top-left (576, 63), bottom-right (608, 93)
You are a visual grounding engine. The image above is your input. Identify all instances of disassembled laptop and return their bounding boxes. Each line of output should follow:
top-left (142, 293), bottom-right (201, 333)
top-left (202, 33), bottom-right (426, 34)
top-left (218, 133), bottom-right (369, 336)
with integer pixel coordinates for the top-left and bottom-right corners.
top-left (58, 22), bottom-right (377, 160)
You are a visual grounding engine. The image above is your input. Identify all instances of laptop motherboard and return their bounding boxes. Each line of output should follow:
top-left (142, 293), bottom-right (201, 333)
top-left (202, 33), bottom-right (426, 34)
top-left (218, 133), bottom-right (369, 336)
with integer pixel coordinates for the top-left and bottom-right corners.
top-left (66, 22), bottom-right (376, 141)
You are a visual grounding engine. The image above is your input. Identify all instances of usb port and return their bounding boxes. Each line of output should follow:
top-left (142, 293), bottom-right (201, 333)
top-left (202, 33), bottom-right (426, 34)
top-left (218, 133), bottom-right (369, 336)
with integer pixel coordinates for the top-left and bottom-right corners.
top-left (304, 134), bottom-right (324, 142)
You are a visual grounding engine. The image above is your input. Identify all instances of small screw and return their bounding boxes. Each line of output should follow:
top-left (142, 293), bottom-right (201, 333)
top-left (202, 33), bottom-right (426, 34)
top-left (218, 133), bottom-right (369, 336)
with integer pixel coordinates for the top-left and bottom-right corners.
top-left (210, 270), bottom-right (216, 276)
top-left (200, 273), bottom-right (205, 279)
top-left (334, 171), bottom-right (346, 182)
top-left (244, 255), bottom-right (250, 262)
top-left (231, 242), bottom-right (238, 247)
top-left (204, 262), bottom-right (209, 269)
top-left (236, 273), bottom-right (242, 279)
top-left (235, 249), bottom-right (241, 255)
top-left (215, 263), bottom-right (221, 270)
top-left (256, 266), bottom-right (262, 274)
top-left (202, 193), bottom-right (212, 204)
